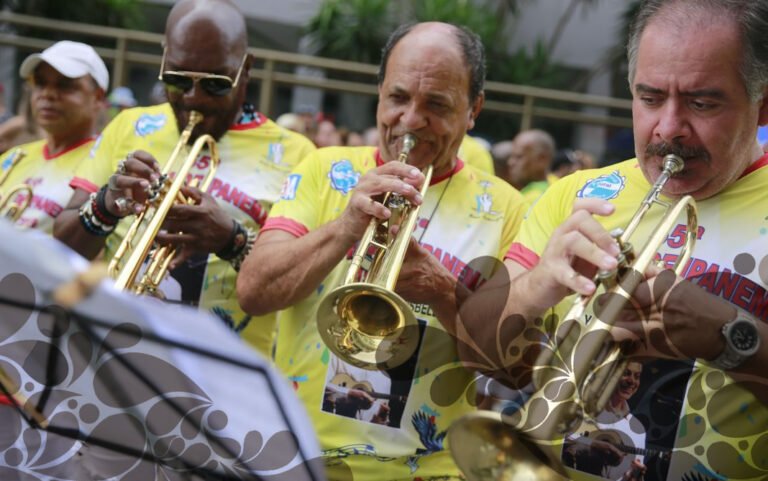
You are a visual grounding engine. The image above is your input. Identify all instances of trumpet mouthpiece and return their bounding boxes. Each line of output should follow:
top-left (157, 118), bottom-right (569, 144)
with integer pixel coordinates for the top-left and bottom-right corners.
top-left (402, 134), bottom-right (417, 152)
top-left (188, 110), bottom-right (204, 125)
top-left (662, 154), bottom-right (684, 175)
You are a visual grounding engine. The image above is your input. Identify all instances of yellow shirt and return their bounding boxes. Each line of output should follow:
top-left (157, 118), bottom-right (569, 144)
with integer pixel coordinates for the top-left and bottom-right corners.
top-left (507, 157), bottom-right (768, 481)
top-left (264, 146), bottom-right (526, 480)
top-left (0, 137), bottom-right (95, 234)
top-left (70, 103), bottom-right (316, 355)
top-left (458, 135), bottom-right (494, 175)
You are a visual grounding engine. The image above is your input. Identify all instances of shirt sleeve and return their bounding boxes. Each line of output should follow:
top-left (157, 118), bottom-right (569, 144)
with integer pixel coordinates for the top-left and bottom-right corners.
top-left (505, 175), bottom-right (577, 266)
top-left (70, 112), bottom-right (126, 192)
top-left (496, 187), bottom-right (527, 260)
top-left (262, 149), bottom-right (324, 236)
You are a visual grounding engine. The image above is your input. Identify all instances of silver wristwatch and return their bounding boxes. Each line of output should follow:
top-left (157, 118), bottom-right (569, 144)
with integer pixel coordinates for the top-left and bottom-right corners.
top-left (711, 315), bottom-right (761, 370)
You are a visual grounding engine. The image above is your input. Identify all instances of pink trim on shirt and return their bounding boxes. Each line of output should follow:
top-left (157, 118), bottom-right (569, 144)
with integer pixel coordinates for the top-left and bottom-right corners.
top-left (261, 216), bottom-right (309, 238)
top-left (505, 242), bottom-right (540, 270)
top-left (740, 152), bottom-right (768, 178)
top-left (43, 136), bottom-right (97, 160)
top-left (430, 158), bottom-right (464, 185)
top-left (69, 176), bottom-right (99, 193)
top-left (373, 149), bottom-right (465, 185)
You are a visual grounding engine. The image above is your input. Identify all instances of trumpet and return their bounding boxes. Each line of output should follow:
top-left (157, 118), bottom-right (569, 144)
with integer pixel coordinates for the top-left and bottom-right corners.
top-left (108, 111), bottom-right (219, 297)
top-left (317, 134), bottom-right (433, 370)
top-left (448, 155), bottom-right (698, 481)
top-left (0, 149), bottom-right (33, 221)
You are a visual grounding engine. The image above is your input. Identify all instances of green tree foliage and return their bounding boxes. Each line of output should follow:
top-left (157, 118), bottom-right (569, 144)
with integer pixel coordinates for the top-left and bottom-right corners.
top-left (305, 0), bottom-right (609, 140)
top-left (306, 0), bottom-right (575, 88)
top-left (305, 0), bottom-right (393, 64)
top-left (0, 0), bottom-right (145, 30)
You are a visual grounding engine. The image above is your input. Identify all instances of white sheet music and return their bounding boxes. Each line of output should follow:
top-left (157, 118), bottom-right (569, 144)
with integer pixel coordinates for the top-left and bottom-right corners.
top-left (0, 220), bottom-right (325, 481)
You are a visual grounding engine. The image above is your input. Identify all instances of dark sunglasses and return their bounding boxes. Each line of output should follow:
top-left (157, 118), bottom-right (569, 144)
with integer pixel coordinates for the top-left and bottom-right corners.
top-left (158, 48), bottom-right (247, 97)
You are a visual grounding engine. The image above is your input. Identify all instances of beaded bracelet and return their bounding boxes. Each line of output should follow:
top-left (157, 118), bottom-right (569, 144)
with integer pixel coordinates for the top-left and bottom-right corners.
top-left (94, 185), bottom-right (122, 224)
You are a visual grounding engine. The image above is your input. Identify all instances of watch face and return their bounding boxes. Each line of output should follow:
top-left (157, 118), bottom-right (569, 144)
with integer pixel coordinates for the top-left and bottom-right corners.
top-left (731, 322), bottom-right (759, 351)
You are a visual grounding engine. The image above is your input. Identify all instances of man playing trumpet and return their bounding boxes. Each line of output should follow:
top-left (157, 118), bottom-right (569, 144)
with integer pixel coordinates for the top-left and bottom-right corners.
top-left (237, 22), bottom-right (527, 480)
top-left (459, 1), bottom-right (768, 480)
top-left (54, 0), bottom-right (315, 355)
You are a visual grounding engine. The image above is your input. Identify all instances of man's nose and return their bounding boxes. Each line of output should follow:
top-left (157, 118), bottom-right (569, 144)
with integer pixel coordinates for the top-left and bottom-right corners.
top-left (654, 101), bottom-right (691, 144)
top-left (400, 103), bottom-right (427, 131)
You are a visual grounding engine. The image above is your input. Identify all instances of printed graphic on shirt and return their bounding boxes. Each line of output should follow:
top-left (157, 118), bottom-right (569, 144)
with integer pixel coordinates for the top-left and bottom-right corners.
top-left (280, 174), bottom-right (302, 201)
top-left (472, 180), bottom-right (503, 221)
top-left (328, 159), bottom-right (360, 195)
top-left (268, 142), bottom-right (284, 165)
top-left (321, 320), bottom-right (427, 429)
top-left (134, 113), bottom-right (167, 137)
top-left (577, 171), bottom-right (626, 200)
top-left (1, 150), bottom-right (17, 170)
top-left (560, 359), bottom-right (692, 481)
top-left (88, 135), bottom-right (102, 158)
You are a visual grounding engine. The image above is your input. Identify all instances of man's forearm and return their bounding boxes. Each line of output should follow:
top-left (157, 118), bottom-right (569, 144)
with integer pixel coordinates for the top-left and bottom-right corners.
top-left (455, 268), bottom-right (548, 386)
top-left (54, 207), bottom-right (108, 260)
top-left (237, 219), bottom-right (356, 316)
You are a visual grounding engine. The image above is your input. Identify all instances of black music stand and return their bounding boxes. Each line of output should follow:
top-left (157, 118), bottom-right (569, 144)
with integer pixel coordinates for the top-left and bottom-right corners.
top-left (0, 221), bottom-right (325, 481)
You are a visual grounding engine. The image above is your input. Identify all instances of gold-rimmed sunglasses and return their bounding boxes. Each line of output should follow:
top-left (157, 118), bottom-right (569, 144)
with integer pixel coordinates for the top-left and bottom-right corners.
top-left (158, 47), bottom-right (247, 97)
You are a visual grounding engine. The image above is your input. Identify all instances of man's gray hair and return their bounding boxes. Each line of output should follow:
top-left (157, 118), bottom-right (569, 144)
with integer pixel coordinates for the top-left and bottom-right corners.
top-left (627, 0), bottom-right (768, 102)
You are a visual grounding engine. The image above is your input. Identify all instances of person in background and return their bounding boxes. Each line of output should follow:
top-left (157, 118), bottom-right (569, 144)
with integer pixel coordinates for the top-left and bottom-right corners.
top-left (314, 118), bottom-right (342, 147)
top-left (0, 40), bottom-right (107, 234)
top-left (507, 128), bottom-right (555, 205)
top-left (459, 133), bottom-right (494, 174)
top-left (276, 112), bottom-right (308, 136)
top-left (107, 86), bottom-right (137, 120)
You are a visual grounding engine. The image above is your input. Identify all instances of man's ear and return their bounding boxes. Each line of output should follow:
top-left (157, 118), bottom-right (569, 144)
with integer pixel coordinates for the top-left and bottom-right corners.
top-left (94, 86), bottom-right (106, 103)
top-left (468, 91), bottom-right (485, 131)
top-left (759, 86), bottom-right (768, 126)
top-left (243, 53), bottom-right (254, 81)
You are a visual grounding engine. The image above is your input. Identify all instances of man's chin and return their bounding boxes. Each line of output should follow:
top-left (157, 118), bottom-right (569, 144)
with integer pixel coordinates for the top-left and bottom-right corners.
top-left (659, 176), bottom-right (709, 199)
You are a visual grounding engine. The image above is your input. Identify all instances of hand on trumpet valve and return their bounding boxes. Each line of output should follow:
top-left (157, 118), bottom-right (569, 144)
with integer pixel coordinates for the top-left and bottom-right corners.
top-left (104, 150), bottom-right (162, 217)
top-left (337, 162), bottom-right (424, 241)
top-left (394, 236), bottom-right (454, 308)
top-left (155, 185), bottom-right (235, 269)
top-left (525, 198), bottom-right (620, 311)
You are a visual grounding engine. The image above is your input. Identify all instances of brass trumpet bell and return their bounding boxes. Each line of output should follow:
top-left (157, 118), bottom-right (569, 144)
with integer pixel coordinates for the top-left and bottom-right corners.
top-left (0, 149), bottom-right (33, 221)
top-left (448, 411), bottom-right (568, 481)
top-left (317, 282), bottom-right (418, 371)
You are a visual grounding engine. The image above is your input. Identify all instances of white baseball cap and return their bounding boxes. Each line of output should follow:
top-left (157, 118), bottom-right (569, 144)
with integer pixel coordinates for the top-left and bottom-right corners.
top-left (20, 40), bottom-right (109, 90)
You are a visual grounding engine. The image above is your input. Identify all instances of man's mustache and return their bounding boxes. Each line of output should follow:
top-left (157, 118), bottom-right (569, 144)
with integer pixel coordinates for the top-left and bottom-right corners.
top-left (645, 142), bottom-right (710, 161)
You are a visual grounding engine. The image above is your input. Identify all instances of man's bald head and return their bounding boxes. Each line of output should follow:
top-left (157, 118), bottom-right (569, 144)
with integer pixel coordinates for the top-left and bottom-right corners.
top-left (513, 129), bottom-right (555, 160)
top-left (377, 21), bottom-right (486, 105)
top-left (166, 0), bottom-right (247, 57)
top-left (161, 0), bottom-right (251, 142)
top-left (507, 129), bottom-right (555, 189)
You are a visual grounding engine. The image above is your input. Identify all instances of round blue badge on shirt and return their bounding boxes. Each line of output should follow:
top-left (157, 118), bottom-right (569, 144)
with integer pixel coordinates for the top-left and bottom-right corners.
top-left (577, 171), bottom-right (626, 200)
